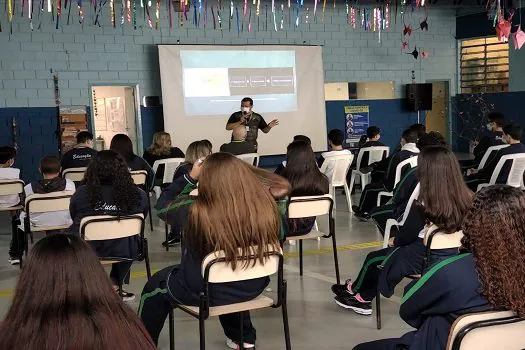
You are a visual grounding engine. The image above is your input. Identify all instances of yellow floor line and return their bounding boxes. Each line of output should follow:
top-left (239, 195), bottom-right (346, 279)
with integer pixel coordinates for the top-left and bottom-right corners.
top-left (0, 240), bottom-right (382, 297)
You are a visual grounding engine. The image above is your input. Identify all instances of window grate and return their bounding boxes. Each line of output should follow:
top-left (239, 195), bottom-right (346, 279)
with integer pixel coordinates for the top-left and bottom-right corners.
top-left (460, 37), bottom-right (509, 94)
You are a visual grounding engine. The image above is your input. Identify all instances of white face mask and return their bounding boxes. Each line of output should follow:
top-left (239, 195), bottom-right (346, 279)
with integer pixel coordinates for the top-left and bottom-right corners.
top-left (486, 123), bottom-right (493, 131)
top-left (242, 106), bottom-right (251, 114)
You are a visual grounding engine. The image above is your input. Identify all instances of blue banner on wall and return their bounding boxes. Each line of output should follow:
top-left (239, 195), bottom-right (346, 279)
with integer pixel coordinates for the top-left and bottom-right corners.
top-left (344, 105), bottom-right (369, 145)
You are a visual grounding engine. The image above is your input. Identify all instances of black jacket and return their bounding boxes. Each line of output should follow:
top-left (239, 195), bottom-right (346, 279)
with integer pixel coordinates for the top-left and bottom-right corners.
top-left (383, 147), bottom-right (419, 191)
top-left (219, 141), bottom-right (255, 156)
top-left (61, 146), bottom-right (98, 170)
top-left (355, 140), bottom-right (386, 169)
top-left (474, 131), bottom-right (504, 163)
top-left (69, 185), bottom-right (149, 259)
top-left (142, 147), bottom-right (185, 181)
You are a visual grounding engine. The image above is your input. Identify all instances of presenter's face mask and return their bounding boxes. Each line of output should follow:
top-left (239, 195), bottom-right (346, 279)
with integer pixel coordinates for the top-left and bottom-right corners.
top-left (242, 106), bottom-right (252, 114)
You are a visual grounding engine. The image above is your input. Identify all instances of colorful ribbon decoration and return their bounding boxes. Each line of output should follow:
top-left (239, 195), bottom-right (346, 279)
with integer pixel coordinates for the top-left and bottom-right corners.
top-left (155, 0), bottom-right (159, 29)
top-left (217, 6), bottom-right (222, 30)
top-left (321, 0), bottom-right (325, 22)
top-left (236, 6), bottom-right (239, 33)
top-left (248, 4), bottom-right (251, 31)
top-left (280, 2), bottom-right (284, 30)
top-left (211, 4), bottom-right (216, 28)
top-left (121, 0), bottom-right (125, 25)
top-left (273, 1), bottom-right (277, 30)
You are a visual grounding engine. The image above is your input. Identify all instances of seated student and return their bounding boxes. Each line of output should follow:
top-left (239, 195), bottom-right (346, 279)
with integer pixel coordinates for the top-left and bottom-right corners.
top-left (280, 141), bottom-right (329, 237)
top-left (351, 126), bottom-right (386, 170)
top-left (19, 155), bottom-right (75, 231)
top-left (320, 129), bottom-right (353, 180)
top-left (0, 146), bottom-right (23, 265)
top-left (370, 131), bottom-right (446, 234)
top-left (110, 133), bottom-right (155, 189)
top-left (60, 131), bottom-right (98, 170)
top-left (140, 153), bottom-right (289, 349)
top-left (465, 124), bottom-right (525, 191)
top-left (142, 132), bottom-right (184, 186)
top-left (353, 129), bottom-right (419, 219)
top-left (220, 125), bottom-right (255, 155)
top-left (69, 150), bottom-right (149, 302)
top-left (353, 185), bottom-right (525, 350)
top-left (461, 111), bottom-right (505, 169)
top-left (274, 135), bottom-right (314, 175)
top-left (0, 234), bottom-right (156, 350)
top-left (169, 140), bottom-right (213, 185)
top-left (332, 146), bottom-right (473, 315)
top-left (293, 134), bottom-right (312, 144)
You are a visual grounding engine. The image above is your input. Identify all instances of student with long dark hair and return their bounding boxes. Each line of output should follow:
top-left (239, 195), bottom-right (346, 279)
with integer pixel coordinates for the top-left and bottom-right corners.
top-left (353, 185), bottom-right (525, 350)
top-left (140, 153), bottom-right (289, 349)
top-left (333, 146), bottom-right (473, 315)
top-left (110, 133), bottom-right (155, 189)
top-left (0, 234), bottom-right (156, 350)
top-left (69, 150), bottom-right (149, 301)
top-left (279, 140), bottom-right (329, 236)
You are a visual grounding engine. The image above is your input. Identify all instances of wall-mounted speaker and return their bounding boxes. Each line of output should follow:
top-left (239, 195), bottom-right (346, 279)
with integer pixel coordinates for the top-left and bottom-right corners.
top-left (405, 83), bottom-right (433, 111)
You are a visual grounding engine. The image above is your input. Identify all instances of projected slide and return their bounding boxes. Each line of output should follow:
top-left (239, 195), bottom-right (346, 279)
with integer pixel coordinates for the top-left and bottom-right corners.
top-left (180, 50), bottom-right (297, 116)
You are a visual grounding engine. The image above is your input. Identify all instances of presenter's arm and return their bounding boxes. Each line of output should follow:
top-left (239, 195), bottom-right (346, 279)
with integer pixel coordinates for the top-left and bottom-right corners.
top-left (226, 112), bottom-right (243, 130)
top-left (260, 117), bottom-right (279, 134)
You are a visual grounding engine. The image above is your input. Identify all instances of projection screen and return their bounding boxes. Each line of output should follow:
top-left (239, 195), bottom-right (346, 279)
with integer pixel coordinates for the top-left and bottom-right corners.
top-left (158, 45), bottom-right (327, 156)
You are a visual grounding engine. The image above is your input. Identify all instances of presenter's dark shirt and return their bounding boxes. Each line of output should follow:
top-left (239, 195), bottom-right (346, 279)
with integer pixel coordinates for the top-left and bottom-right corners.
top-left (227, 111), bottom-right (268, 150)
top-left (220, 141), bottom-right (255, 155)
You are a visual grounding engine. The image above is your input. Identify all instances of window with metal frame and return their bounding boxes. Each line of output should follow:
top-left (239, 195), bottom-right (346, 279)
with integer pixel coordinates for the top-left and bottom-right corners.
top-left (460, 37), bottom-right (509, 94)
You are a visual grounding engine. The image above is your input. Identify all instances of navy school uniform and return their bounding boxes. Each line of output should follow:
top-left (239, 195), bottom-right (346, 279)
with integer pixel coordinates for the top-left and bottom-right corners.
top-left (465, 143), bottom-right (525, 191)
top-left (68, 184), bottom-right (149, 285)
top-left (354, 253), bottom-right (491, 350)
top-left (61, 146), bottom-right (98, 170)
top-left (370, 166), bottom-right (418, 234)
top-left (127, 154), bottom-right (155, 190)
top-left (142, 147), bottom-right (185, 185)
top-left (357, 144), bottom-right (419, 214)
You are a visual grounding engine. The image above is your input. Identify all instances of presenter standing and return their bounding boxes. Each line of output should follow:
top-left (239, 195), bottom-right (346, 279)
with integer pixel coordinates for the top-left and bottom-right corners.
top-left (226, 97), bottom-right (279, 152)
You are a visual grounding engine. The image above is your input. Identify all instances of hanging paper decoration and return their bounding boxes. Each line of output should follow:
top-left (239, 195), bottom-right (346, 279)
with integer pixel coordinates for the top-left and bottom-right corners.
top-left (229, 0), bottom-right (232, 31)
top-left (217, 6), bottom-right (223, 30)
top-left (305, 6), bottom-right (309, 23)
top-left (78, 0), bottom-right (84, 23)
top-left (408, 47), bottom-right (419, 59)
top-left (133, 0), bottom-right (137, 28)
top-left (144, 0), bottom-right (152, 28)
top-left (248, 4), bottom-right (251, 31)
top-left (385, 3), bottom-right (389, 29)
top-left (313, 0), bottom-right (317, 20)
top-left (110, 0), bottom-right (115, 27)
top-left (265, 3), bottom-right (268, 30)
top-left (280, 3), bottom-right (284, 29)
top-left (421, 50), bottom-right (430, 59)
top-left (29, 0), bottom-right (34, 30)
top-left (56, 0), bottom-right (62, 29)
top-left (512, 26), bottom-right (525, 49)
top-left (403, 23), bottom-right (412, 36)
top-left (350, 5), bottom-right (355, 28)
top-left (236, 6), bottom-right (240, 32)
top-left (256, 0), bottom-right (260, 16)
top-left (495, 12), bottom-right (513, 42)
top-left (321, 0), bottom-right (326, 22)
top-left (273, 2), bottom-right (277, 30)
top-left (211, 4), bottom-right (216, 28)
top-left (420, 17), bottom-right (428, 30)
top-left (401, 41), bottom-right (409, 50)
top-left (121, 0), bottom-right (125, 25)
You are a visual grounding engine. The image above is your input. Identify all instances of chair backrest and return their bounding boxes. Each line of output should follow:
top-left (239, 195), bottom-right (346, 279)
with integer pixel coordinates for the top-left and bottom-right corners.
top-left (488, 153), bottom-right (525, 187)
top-left (0, 179), bottom-right (24, 196)
top-left (130, 170), bottom-right (148, 186)
top-left (355, 146), bottom-right (390, 170)
top-left (320, 154), bottom-right (354, 186)
top-left (394, 156), bottom-right (418, 187)
top-left (201, 245), bottom-right (282, 283)
top-left (79, 214), bottom-right (145, 241)
top-left (424, 224), bottom-right (464, 249)
top-left (447, 310), bottom-right (525, 350)
top-left (398, 183), bottom-right (420, 225)
top-left (236, 153), bottom-right (260, 167)
top-left (152, 158), bottom-right (185, 184)
top-left (477, 144), bottom-right (509, 170)
top-left (25, 191), bottom-right (73, 214)
top-left (62, 167), bottom-right (87, 182)
top-left (288, 194), bottom-right (333, 219)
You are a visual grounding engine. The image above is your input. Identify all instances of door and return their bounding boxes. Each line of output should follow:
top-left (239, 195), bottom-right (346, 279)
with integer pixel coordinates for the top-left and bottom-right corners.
top-left (425, 81), bottom-right (449, 138)
top-left (91, 85), bottom-right (139, 153)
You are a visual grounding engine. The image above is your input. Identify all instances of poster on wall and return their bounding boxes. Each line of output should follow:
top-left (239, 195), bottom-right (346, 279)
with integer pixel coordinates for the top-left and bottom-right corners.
top-left (344, 106), bottom-right (370, 145)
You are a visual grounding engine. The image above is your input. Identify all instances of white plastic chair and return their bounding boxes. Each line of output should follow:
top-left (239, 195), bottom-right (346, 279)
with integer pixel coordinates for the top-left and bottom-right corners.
top-left (130, 170), bottom-right (153, 230)
top-left (320, 153), bottom-right (354, 211)
top-left (62, 167), bottom-right (87, 182)
top-left (236, 153), bottom-right (260, 167)
top-left (477, 153), bottom-right (525, 191)
top-left (349, 146), bottom-right (390, 193)
top-left (477, 144), bottom-right (509, 170)
top-left (152, 158), bottom-right (185, 199)
top-left (377, 156), bottom-right (418, 206)
top-left (447, 310), bottom-right (525, 350)
top-left (382, 183), bottom-right (420, 248)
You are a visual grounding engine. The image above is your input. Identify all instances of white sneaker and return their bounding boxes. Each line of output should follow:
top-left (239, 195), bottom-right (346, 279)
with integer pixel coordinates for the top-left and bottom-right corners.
top-left (226, 337), bottom-right (255, 349)
top-left (8, 257), bottom-right (20, 265)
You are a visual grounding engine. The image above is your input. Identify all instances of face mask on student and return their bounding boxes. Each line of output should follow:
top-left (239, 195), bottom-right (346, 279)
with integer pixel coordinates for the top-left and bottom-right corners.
top-left (242, 107), bottom-right (251, 114)
top-left (486, 122), bottom-right (494, 131)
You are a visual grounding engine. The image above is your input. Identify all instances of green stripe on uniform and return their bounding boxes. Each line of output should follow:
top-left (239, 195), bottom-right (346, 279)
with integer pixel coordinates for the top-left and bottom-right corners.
top-left (401, 253), bottom-right (471, 304)
top-left (393, 167), bottom-right (417, 198)
top-left (353, 256), bottom-right (387, 290)
top-left (138, 288), bottom-right (168, 316)
top-left (381, 247), bottom-right (400, 266)
top-left (370, 209), bottom-right (393, 218)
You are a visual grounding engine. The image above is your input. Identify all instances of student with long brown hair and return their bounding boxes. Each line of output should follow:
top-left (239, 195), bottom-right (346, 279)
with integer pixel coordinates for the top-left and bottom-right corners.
top-left (143, 132), bottom-right (184, 185)
top-left (140, 152), bottom-right (289, 349)
top-left (333, 146), bottom-right (473, 315)
top-left (353, 185), bottom-right (525, 350)
top-left (0, 234), bottom-right (156, 350)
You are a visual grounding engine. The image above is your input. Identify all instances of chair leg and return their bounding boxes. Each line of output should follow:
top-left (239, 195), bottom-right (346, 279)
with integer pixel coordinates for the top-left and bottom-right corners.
top-left (343, 183), bottom-right (352, 212)
top-left (376, 289), bottom-right (382, 330)
top-left (281, 281), bottom-right (292, 350)
top-left (349, 172), bottom-right (356, 194)
top-left (198, 316), bottom-right (206, 350)
top-left (239, 312), bottom-right (245, 350)
top-left (164, 221), bottom-right (169, 252)
top-left (144, 238), bottom-right (152, 279)
top-left (299, 240), bottom-right (303, 277)
top-left (148, 202), bottom-right (154, 231)
top-left (331, 235), bottom-right (341, 285)
top-left (169, 309), bottom-right (175, 350)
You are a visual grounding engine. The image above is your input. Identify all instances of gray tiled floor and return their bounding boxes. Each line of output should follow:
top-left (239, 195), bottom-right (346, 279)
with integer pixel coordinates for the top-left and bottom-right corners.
top-left (0, 193), bottom-right (413, 349)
